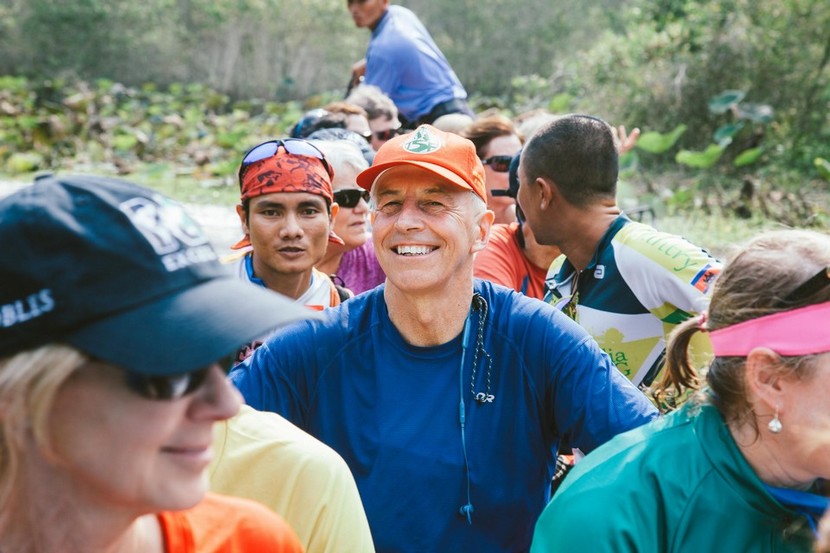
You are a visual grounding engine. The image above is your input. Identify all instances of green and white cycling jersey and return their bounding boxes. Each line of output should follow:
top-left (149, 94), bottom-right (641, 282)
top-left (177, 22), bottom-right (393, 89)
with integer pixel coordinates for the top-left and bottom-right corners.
top-left (544, 215), bottom-right (721, 388)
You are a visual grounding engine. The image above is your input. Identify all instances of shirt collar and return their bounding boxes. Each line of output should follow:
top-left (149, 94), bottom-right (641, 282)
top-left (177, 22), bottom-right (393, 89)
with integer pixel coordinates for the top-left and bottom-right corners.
top-left (554, 214), bottom-right (630, 281)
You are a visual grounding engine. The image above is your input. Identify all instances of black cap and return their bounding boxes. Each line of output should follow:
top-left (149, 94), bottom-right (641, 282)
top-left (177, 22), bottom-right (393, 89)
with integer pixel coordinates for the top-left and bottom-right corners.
top-left (0, 175), bottom-right (315, 374)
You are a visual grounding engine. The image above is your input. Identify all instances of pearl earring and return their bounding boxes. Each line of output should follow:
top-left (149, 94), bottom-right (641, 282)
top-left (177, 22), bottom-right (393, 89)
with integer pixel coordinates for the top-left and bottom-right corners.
top-left (768, 408), bottom-right (783, 434)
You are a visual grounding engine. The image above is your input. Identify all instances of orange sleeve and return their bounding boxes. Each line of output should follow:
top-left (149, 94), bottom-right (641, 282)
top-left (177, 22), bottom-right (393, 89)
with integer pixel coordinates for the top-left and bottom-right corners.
top-left (159, 493), bottom-right (304, 553)
top-left (474, 223), bottom-right (549, 300)
top-left (475, 224), bottom-right (523, 289)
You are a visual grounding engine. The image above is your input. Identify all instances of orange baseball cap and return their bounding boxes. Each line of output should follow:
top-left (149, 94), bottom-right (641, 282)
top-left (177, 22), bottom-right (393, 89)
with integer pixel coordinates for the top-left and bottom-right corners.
top-left (355, 125), bottom-right (486, 202)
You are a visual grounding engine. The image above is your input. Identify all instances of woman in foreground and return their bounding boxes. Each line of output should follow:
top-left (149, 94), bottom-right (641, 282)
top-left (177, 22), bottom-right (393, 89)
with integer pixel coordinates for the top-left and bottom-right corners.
top-left (0, 175), bottom-right (308, 552)
top-left (531, 229), bottom-right (830, 552)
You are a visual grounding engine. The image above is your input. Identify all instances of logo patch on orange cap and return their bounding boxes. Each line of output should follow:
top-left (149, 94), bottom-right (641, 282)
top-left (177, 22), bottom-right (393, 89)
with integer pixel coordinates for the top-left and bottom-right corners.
top-left (403, 127), bottom-right (442, 154)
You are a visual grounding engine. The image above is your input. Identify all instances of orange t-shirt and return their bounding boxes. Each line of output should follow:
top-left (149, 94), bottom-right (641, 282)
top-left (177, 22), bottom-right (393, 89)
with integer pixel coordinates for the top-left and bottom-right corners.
top-left (158, 493), bottom-right (304, 552)
top-left (474, 222), bottom-right (548, 300)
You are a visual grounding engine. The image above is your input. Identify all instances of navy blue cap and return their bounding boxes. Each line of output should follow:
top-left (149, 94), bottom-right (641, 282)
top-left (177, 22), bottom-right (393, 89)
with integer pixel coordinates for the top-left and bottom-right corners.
top-left (290, 108), bottom-right (329, 138)
top-left (0, 175), bottom-right (315, 375)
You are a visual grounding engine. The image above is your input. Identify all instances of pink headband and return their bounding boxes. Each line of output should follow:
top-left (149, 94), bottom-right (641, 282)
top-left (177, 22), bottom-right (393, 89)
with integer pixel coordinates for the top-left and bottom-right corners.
top-left (707, 302), bottom-right (830, 357)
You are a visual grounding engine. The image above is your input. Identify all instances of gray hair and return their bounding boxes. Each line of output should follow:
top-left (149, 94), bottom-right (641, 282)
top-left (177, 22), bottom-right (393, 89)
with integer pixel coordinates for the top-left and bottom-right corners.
top-left (309, 139), bottom-right (369, 177)
top-left (346, 84), bottom-right (399, 122)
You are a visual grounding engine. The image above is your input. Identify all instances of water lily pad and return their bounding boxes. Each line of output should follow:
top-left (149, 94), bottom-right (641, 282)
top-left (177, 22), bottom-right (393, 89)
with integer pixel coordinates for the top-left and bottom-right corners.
top-left (735, 103), bottom-right (774, 124)
top-left (676, 144), bottom-right (724, 168)
top-left (636, 125), bottom-right (687, 154)
top-left (734, 147), bottom-right (764, 167)
top-left (708, 90), bottom-right (745, 114)
top-left (713, 122), bottom-right (744, 146)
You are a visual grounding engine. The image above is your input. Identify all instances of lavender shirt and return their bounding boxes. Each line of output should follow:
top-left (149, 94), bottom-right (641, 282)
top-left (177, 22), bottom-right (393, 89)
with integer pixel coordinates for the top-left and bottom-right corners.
top-left (336, 241), bottom-right (386, 295)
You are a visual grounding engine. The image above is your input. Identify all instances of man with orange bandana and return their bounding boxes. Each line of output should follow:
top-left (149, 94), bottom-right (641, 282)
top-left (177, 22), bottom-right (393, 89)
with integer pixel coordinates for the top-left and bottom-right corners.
top-left (226, 138), bottom-right (352, 362)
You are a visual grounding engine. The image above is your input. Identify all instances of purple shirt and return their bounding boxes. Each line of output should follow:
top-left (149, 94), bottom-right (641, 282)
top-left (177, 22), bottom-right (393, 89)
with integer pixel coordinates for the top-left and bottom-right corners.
top-left (336, 241), bottom-right (385, 295)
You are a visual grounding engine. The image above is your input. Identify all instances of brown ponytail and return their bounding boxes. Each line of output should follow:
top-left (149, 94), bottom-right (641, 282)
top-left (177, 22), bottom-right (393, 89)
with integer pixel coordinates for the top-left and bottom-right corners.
top-left (655, 229), bottom-right (830, 421)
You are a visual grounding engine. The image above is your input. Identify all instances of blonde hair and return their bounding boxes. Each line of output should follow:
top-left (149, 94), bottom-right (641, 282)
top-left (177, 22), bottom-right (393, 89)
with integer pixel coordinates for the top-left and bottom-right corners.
top-left (0, 344), bottom-right (88, 510)
top-left (654, 230), bottom-right (830, 427)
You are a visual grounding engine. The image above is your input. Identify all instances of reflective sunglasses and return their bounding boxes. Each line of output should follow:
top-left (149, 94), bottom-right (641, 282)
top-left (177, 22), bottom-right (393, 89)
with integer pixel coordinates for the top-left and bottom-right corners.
top-left (238, 138), bottom-right (333, 183)
top-left (333, 188), bottom-right (371, 208)
top-left (126, 365), bottom-right (226, 401)
top-left (481, 155), bottom-right (513, 173)
top-left (373, 127), bottom-right (406, 142)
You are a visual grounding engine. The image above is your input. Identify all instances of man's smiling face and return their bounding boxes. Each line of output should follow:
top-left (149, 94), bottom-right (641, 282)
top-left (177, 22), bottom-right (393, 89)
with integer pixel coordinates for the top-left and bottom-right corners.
top-left (370, 166), bottom-right (489, 295)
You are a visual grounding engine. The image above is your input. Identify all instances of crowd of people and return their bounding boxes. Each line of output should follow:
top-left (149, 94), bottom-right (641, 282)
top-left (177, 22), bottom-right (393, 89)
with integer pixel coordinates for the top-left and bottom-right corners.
top-left (1, 1), bottom-right (829, 552)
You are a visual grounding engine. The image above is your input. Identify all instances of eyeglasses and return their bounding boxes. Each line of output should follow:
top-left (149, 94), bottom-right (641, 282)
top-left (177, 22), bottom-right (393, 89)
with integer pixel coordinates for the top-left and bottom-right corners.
top-left (490, 188), bottom-right (514, 198)
top-left (480, 155), bottom-right (513, 173)
top-left (333, 188), bottom-right (371, 208)
top-left (238, 139), bottom-right (333, 183)
top-left (372, 127), bottom-right (406, 142)
top-left (126, 365), bottom-right (226, 400)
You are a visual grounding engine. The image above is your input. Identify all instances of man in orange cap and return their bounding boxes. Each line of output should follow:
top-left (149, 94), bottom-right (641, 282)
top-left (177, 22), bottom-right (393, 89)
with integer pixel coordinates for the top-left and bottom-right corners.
top-left (227, 138), bottom-right (352, 362)
top-left (231, 125), bottom-right (658, 552)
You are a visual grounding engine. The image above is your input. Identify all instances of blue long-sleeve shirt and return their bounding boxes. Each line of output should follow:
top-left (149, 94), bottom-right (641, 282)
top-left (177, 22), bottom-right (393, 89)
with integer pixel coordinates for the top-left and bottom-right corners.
top-left (231, 280), bottom-right (658, 552)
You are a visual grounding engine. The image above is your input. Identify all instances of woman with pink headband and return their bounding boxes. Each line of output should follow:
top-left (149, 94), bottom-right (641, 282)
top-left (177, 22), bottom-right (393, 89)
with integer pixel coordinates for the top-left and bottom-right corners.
top-left (531, 229), bottom-right (830, 552)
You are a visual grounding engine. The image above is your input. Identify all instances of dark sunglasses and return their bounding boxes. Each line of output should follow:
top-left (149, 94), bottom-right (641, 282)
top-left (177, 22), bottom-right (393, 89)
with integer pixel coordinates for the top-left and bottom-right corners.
top-left (779, 266), bottom-right (830, 306)
top-left (373, 127), bottom-right (406, 142)
top-left (126, 365), bottom-right (226, 401)
top-left (238, 138), bottom-right (333, 183)
top-left (481, 155), bottom-right (513, 173)
top-left (333, 188), bottom-right (371, 208)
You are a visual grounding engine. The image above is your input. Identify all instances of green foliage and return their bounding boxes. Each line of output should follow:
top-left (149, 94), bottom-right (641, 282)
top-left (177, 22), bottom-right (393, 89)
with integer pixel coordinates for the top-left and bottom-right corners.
top-left (676, 144), bottom-right (724, 169)
top-left (816, 158), bottom-right (830, 181)
top-left (712, 123), bottom-right (743, 147)
top-left (5, 152), bottom-right (44, 174)
top-left (0, 76), bottom-right (300, 187)
top-left (568, 0), bottom-right (829, 172)
top-left (0, 0), bottom-right (826, 215)
top-left (733, 147), bottom-right (764, 167)
top-left (708, 90), bottom-right (745, 114)
top-left (670, 88), bottom-right (773, 171)
top-left (636, 125), bottom-right (687, 154)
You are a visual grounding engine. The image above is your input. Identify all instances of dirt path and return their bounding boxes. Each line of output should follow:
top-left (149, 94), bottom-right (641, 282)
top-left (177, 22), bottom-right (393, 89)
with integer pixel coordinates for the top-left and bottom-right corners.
top-left (0, 179), bottom-right (241, 252)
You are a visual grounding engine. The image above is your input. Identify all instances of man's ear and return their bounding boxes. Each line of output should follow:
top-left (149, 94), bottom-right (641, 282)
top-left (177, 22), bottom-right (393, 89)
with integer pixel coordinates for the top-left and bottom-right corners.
top-left (330, 202), bottom-right (340, 223)
top-left (471, 209), bottom-right (495, 254)
top-left (744, 347), bottom-right (788, 414)
top-left (235, 204), bottom-right (249, 236)
top-left (536, 176), bottom-right (558, 211)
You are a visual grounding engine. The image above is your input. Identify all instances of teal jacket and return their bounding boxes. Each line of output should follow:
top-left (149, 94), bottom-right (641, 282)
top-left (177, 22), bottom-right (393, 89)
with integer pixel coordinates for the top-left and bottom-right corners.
top-left (531, 401), bottom-right (815, 552)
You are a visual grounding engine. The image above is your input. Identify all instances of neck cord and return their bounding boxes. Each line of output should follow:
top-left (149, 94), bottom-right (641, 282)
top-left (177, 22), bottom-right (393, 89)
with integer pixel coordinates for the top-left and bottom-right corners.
top-left (457, 293), bottom-right (494, 524)
top-left (458, 303), bottom-right (474, 524)
top-left (469, 293), bottom-right (494, 403)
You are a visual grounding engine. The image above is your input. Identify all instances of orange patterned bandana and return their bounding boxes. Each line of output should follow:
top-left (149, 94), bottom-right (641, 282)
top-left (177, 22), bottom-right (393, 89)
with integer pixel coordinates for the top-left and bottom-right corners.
top-left (240, 152), bottom-right (334, 203)
top-left (233, 151), bottom-right (343, 250)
